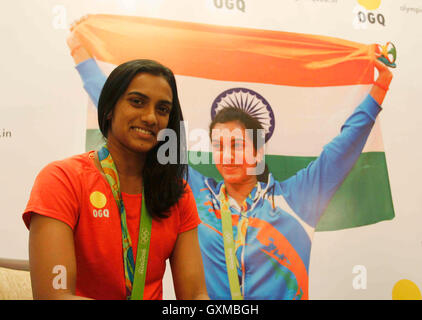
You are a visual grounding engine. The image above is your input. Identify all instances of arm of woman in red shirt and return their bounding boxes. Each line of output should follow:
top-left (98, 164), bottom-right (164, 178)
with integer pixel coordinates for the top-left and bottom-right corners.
top-left (28, 214), bottom-right (92, 300)
top-left (170, 227), bottom-right (209, 300)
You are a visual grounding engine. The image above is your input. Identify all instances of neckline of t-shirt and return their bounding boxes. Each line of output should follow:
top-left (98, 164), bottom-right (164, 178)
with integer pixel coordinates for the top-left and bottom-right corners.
top-left (86, 150), bottom-right (143, 198)
top-left (121, 192), bottom-right (142, 198)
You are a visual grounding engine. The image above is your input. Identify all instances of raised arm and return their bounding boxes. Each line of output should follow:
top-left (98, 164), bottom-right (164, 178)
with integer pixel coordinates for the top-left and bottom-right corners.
top-left (67, 16), bottom-right (93, 65)
top-left (369, 58), bottom-right (393, 106)
top-left (281, 59), bottom-right (393, 227)
top-left (67, 32), bottom-right (92, 65)
top-left (67, 19), bottom-right (107, 108)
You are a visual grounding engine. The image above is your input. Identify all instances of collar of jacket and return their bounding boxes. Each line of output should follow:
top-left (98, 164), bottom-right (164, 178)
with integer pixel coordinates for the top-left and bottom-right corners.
top-left (204, 173), bottom-right (276, 213)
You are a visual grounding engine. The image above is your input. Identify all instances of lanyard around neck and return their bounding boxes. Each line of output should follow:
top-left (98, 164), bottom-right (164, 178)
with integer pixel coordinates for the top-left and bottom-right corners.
top-left (98, 145), bottom-right (152, 300)
top-left (219, 186), bottom-right (244, 300)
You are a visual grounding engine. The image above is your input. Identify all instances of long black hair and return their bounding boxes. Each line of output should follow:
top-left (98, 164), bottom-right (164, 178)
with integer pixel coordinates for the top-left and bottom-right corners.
top-left (209, 106), bottom-right (270, 183)
top-left (98, 59), bottom-right (187, 219)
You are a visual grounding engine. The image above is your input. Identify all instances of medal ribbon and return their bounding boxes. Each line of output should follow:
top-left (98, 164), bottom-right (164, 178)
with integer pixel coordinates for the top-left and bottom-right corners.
top-left (98, 144), bottom-right (152, 300)
top-left (219, 185), bottom-right (244, 300)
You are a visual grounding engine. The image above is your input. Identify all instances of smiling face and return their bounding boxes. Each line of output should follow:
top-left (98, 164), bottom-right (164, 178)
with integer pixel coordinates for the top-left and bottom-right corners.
top-left (211, 121), bottom-right (262, 185)
top-left (107, 72), bottom-right (173, 155)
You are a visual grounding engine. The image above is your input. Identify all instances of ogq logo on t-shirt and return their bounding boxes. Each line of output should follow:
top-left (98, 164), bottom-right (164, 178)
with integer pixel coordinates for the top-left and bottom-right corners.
top-left (89, 191), bottom-right (110, 218)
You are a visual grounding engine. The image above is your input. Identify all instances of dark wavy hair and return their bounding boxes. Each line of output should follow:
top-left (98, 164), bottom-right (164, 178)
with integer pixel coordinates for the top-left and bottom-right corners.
top-left (98, 59), bottom-right (187, 219)
top-left (209, 107), bottom-right (269, 183)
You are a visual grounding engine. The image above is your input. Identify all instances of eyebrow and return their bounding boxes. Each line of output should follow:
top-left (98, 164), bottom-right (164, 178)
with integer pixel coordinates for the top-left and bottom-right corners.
top-left (127, 91), bottom-right (172, 105)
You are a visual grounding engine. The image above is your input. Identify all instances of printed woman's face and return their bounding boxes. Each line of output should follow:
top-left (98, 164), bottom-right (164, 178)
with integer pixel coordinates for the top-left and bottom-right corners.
top-left (211, 121), bottom-right (261, 184)
top-left (107, 73), bottom-right (173, 154)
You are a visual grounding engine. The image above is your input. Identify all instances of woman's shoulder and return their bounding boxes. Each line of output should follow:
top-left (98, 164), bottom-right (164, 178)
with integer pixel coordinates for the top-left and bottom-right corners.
top-left (176, 183), bottom-right (199, 213)
top-left (170, 182), bottom-right (201, 231)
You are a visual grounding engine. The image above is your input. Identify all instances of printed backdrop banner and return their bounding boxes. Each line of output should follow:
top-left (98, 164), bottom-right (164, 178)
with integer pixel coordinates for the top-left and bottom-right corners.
top-left (74, 14), bottom-right (394, 231)
top-left (1, 0), bottom-right (421, 301)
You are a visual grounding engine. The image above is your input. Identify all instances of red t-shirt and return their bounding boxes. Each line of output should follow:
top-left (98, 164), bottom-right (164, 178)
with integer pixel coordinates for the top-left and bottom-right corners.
top-left (23, 151), bottom-right (200, 300)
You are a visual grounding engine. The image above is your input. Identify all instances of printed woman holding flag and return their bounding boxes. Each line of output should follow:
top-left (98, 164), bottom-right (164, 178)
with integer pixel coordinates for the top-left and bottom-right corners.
top-left (66, 18), bottom-right (393, 300)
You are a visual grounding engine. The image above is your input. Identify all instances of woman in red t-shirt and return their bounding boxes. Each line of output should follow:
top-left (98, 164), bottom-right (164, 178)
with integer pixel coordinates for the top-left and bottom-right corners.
top-left (24, 59), bottom-right (209, 300)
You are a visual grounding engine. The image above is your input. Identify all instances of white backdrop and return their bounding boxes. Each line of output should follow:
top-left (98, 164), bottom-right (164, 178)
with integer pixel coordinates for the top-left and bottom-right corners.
top-left (1, 0), bottom-right (421, 299)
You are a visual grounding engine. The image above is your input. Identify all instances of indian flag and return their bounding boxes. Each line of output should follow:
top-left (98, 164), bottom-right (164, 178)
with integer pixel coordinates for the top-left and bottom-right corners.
top-left (74, 14), bottom-right (394, 231)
